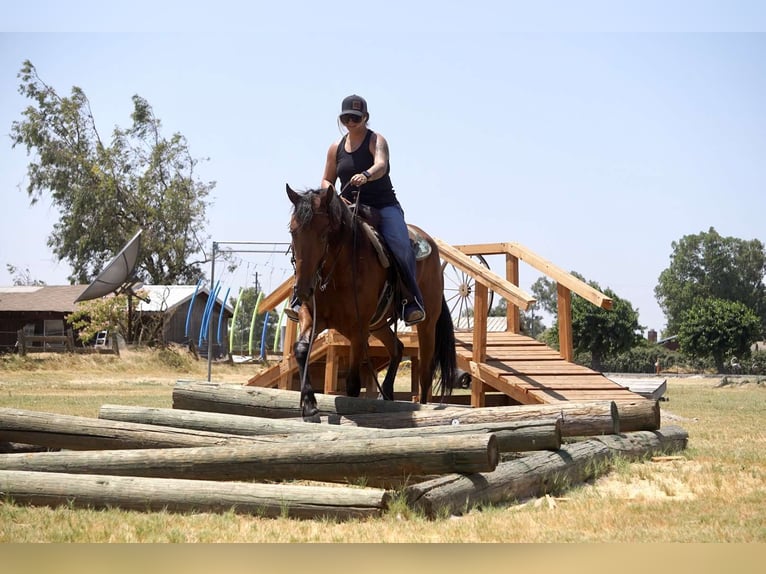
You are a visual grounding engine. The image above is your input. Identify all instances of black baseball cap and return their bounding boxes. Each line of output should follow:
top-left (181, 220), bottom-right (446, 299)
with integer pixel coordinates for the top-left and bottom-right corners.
top-left (340, 94), bottom-right (367, 118)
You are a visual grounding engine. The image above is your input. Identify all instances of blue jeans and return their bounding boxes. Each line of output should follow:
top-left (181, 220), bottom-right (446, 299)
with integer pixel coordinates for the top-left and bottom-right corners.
top-left (378, 204), bottom-right (424, 311)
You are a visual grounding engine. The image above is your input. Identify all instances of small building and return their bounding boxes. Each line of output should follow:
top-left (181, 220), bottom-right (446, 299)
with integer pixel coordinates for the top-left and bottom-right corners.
top-left (134, 285), bottom-right (234, 356)
top-left (0, 285), bottom-right (87, 352)
top-left (0, 284), bottom-right (233, 355)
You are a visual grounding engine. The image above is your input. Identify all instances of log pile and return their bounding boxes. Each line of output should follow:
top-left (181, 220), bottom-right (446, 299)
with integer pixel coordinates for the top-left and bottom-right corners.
top-left (0, 383), bottom-right (688, 520)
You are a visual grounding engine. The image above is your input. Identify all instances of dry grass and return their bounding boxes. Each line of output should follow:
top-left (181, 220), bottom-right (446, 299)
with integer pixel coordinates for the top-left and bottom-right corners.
top-left (1, 349), bottom-right (765, 542)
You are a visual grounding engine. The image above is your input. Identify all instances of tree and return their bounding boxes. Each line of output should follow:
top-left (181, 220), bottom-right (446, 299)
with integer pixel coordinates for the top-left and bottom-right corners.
top-left (66, 293), bottom-right (131, 346)
top-left (655, 227), bottom-right (766, 336)
top-left (677, 298), bottom-right (761, 373)
top-left (532, 274), bottom-right (644, 371)
top-left (10, 60), bottom-right (214, 285)
top-left (229, 286), bottom-right (277, 357)
top-left (6, 264), bottom-right (45, 286)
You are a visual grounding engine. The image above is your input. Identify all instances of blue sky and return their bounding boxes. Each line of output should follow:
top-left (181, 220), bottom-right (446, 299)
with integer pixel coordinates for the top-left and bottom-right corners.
top-left (2, 2), bottom-right (765, 335)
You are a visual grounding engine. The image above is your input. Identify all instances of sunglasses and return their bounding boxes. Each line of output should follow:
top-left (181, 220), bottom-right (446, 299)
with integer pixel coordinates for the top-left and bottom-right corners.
top-left (340, 114), bottom-right (363, 124)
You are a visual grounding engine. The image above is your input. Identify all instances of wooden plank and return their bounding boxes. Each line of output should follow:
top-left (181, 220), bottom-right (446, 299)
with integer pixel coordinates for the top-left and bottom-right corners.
top-left (527, 390), bottom-right (642, 403)
top-left (461, 359), bottom-right (542, 405)
top-left (485, 352), bottom-right (565, 361)
top-left (259, 276), bottom-right (294, 312)
top-left (485, 361), bottom-right (599, 374)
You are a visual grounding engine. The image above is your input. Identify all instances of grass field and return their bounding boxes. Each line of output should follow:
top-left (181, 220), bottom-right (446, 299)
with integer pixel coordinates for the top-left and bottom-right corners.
top-left (1, 348), bottom-right (764, 542)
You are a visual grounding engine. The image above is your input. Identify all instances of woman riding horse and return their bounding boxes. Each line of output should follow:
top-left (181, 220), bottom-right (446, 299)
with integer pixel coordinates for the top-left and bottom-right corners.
top-left (287, 184), bottom-right (457, 419)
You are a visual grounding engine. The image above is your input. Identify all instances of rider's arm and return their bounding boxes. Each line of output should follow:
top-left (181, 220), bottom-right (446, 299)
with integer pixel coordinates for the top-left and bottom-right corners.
top-left (321, 142), bottom-right (338, 190)
top-left (365, 132), bottom-right (389, 181)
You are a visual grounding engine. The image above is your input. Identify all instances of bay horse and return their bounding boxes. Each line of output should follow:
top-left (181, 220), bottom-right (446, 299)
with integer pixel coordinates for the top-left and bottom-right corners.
top-left (286, 184), bottom-right (457, 418)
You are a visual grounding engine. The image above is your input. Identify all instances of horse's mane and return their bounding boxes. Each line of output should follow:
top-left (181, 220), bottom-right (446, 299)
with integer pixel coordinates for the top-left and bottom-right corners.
top-left (291, 187), bottom-right (353, 231)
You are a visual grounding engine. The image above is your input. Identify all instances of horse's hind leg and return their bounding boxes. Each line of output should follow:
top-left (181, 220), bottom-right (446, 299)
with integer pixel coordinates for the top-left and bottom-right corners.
top-left (416, 319), bottom-right (437, 404)
top-left (372, 326), bottom-right (404, 400)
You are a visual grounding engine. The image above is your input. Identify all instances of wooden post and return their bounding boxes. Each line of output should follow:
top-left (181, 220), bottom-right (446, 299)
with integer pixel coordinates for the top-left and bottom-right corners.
top-left (557, 283), bottom-right (573, 361)
top-left (281, 320), bottom-right (297, 389)
top-left (16, 329), bottom-right (26, 356)
top-left (0, 434), bottom-right (499, 482)
top-left (323, 339), bottom-right (341, 394)
top-left (506, 253), bottom-right (520, 334)
top-left (99, 405), bottom-right (563, 453)
top-left (0, 470), bottom-right (389, 520)
top-left (405, 426), bottom-right (689, 518)
top-left (472, 283), bottom-right (488, 363)
top-left (325, 399), bottom-right (660, 438)
top-left (172, 381), bottom-right (451, 418)
top-left (0, 407), bottom-right (286, 451)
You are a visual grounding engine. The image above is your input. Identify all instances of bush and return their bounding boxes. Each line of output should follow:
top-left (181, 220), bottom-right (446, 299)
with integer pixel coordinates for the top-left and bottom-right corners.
top-left (154, 346), bottom-right (195, 371)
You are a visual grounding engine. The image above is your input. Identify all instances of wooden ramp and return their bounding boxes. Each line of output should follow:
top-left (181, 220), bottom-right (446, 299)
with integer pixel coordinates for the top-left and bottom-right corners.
top-left (454, 331), bottom-right (643, 405)
top-left (245, 240), bottom-right (649, 406)
top-left (246, 329), bottom-right (425, 399)
top-left (246, 328), bottom-right (645, 406)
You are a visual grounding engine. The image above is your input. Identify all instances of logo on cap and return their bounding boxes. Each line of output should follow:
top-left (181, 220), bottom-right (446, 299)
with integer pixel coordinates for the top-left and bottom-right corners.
top-left (352, 101), bottom-right (362, 110)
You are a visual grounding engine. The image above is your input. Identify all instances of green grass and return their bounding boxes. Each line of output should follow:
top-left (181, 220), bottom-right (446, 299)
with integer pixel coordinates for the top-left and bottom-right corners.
top-left (1, 352), bottom-right (765, 542)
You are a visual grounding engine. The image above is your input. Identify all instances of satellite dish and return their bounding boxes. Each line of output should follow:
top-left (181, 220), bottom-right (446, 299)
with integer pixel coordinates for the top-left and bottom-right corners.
top-left (75, 230), bottom-right (145, 302)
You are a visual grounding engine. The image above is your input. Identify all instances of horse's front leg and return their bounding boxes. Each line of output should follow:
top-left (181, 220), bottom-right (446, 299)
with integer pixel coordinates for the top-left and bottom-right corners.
top-left (372, 326), bottom-right (404, 401)
top-left (345, 340), bottom-right (365, 398)
top-left (294, 305), bottom-right (318, 419)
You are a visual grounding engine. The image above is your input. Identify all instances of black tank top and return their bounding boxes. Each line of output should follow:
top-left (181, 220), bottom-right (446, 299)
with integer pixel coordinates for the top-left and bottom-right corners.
top-left (336, 129), bottom-right (398, 209)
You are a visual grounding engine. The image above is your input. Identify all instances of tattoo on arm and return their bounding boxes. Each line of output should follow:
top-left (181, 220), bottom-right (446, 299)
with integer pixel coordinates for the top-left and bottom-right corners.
top-left (375, 137), bottom-right (389, 165)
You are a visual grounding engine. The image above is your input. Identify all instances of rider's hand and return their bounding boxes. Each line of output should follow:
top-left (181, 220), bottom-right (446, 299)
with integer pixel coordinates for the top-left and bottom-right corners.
top-left (350, 172), bottom-right (369, 187)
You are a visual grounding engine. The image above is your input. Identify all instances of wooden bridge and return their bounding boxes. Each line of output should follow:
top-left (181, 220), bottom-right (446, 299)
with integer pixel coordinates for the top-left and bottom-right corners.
top-left (245, 240), bottom-right (646, 406)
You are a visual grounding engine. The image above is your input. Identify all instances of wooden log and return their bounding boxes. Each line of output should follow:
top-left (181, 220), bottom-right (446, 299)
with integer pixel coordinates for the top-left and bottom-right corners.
top-left (0, 407), bottom-right (292, 451)
top-left (172, 381), bottom-right (457, 418)
top-left (99, 405), bottom-right (561, 453)
top-left (0, 434), bottom-right (498, 482)
top-left (99, 404), bottom-right (359, 436)
top-left (0, 470), bottom-right (388, 520)
top-left (0, 442), bottom-right (57, 454)
top-left (317, 400), bottom-right (659, 437)
top-left (405, 425), bottom-right (689, 518)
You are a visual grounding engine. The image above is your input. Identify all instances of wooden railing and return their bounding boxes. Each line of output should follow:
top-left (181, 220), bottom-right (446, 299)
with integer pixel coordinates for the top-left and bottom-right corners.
top-left (259, 240), bottom-right (613, 365)
top-left (445, 241), bottom-right (612, 362)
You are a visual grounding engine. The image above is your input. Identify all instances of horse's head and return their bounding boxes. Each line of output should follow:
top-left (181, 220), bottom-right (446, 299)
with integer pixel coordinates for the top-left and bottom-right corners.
top-left (286, 184), bottom-right (349, 300)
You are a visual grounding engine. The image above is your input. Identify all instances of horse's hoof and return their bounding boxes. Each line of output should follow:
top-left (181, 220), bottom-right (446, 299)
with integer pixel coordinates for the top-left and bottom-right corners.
top-left (301, 404), bottom-right (319, 421)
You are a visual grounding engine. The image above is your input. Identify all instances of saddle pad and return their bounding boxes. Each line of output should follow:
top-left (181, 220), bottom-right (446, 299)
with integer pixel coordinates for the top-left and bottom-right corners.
top-left (407, 226), bottom-right (432, 261)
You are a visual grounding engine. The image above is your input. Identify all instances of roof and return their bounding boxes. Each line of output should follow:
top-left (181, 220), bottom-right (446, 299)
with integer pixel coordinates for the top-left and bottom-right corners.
top-left (0, 284), bottom-right (233, 315)
top-left (0, 285), bottom-right (88, 312)
top-left (137, 285), bottom-right (234, 314)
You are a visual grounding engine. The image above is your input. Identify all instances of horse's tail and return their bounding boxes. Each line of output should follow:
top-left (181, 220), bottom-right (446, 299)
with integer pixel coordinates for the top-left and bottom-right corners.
top-left (433, 295), bottom-right (458, 397)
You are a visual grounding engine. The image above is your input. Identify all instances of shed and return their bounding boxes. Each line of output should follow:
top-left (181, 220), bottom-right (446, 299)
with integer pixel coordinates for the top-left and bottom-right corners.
top-left (134, 285), bottom-right (234, 356)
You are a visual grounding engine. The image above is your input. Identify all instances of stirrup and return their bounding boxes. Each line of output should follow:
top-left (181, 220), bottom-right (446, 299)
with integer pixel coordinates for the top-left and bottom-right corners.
top-left (402, 300), bottom-right (426, 326)
top-left (285, 297), bottom-right (301, 322)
